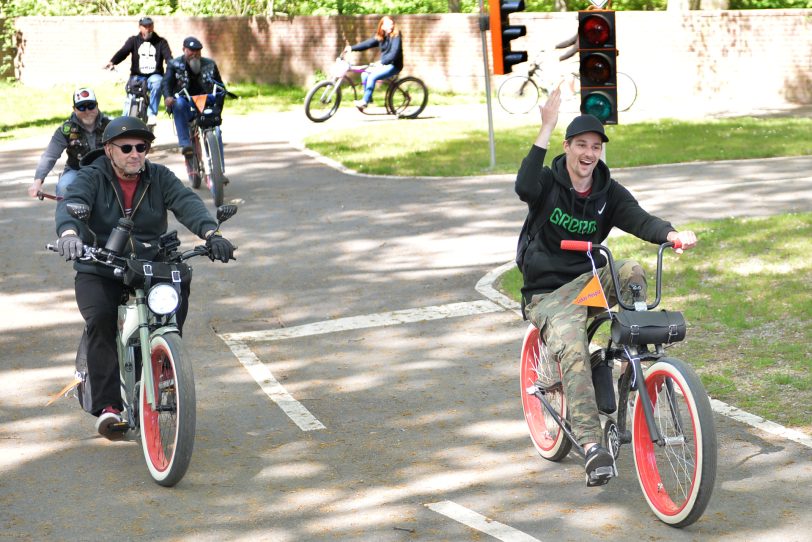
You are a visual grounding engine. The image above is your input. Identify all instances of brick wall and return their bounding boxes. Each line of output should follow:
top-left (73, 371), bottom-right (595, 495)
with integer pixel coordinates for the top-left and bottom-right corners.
top-left (13, 11), bottom-right (812, 115)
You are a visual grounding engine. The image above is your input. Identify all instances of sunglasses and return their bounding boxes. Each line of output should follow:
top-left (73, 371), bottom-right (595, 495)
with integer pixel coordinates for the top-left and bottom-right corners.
top-left (75, 102), bottom-right (97, 111)
top-left (110, 142), bottom-right (149, 154)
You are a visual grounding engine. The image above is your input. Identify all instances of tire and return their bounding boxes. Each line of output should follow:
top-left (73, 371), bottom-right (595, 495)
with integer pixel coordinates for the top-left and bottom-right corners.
top-left (205, 129), bottom-right (225, 207)
top-left (140, 332), bottom-right (196, 487)
top-left (304, 80), bottom-right (342, 122)
top-left (520, 324), bottom-right (572, 461)
top-left (617, 72), bottom-right (638, 112)
top-left (186, 132), bottom-right (202, 189)
top-left (497, 76), bottom-right (541, 114)
top-left (632, 357), bottom-right (717, 528)
top-left (387, 76), bottom-right (428, 119)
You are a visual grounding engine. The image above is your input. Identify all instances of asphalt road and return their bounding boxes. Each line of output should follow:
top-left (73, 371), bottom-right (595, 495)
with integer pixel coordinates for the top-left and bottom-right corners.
top-left (1, 107), bottom-right (811, 541)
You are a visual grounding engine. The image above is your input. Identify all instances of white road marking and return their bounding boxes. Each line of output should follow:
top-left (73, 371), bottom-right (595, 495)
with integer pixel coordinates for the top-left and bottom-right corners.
top-left (218, 300), bottom-right (503, 432)
top-left (220, 300), bottom-right (503, 343)
top-left (426, 500), bottom-right (541, 542)
top-left (220, 336), bottom-right (325, 431)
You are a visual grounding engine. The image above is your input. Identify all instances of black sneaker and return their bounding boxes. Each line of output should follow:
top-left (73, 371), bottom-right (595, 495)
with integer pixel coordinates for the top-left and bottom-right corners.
top-left (584, 444), bottom-right (616, 487)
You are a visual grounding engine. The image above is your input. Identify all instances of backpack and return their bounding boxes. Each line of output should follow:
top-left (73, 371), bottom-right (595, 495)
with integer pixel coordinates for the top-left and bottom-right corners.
top-left (515, 179), bottom-right (559, 274)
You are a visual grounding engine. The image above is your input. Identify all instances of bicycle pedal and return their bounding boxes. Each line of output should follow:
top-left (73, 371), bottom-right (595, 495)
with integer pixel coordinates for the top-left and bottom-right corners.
top-left (110, 421), bottom-right (129, 433)
top-left (586, 465), bottom-right (616, 487)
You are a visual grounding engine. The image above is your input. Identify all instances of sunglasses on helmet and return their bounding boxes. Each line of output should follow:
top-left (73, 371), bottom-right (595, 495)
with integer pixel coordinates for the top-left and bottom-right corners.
top-left (110, 142), bottom-right (149, 154)
top-left (75, 102), bottom-right (97, 112)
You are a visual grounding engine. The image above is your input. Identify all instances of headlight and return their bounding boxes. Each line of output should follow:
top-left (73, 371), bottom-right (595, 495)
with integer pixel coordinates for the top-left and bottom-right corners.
top-left (147, 283), bottom-right (180, 315)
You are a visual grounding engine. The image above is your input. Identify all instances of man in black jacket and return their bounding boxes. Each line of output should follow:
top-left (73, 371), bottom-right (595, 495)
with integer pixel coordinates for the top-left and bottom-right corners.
top-left (55, 116), bottom-right (235, 439)
top-left (162, 36), bottom-right (225, 156)
top-left (515, 88), bottom-right (697, 485)
top-left (105, 17), bottom-right (172, 127)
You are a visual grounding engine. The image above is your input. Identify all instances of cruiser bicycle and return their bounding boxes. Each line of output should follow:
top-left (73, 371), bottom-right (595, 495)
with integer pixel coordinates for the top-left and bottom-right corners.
top-left (520, 240), bottom-right (716, 528)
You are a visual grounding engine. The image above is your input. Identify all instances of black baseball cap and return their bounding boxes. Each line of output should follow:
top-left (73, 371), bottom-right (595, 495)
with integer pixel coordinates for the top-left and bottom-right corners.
top-left (138, 17), bottom-right (154, 26)
top-left (565, 114), bottom-right (609, 142)
top-left (183, 36), bottom-right (203, 50)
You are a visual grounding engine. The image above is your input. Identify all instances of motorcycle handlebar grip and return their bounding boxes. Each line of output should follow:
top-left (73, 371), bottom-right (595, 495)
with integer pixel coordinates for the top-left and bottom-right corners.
top-left (561, 240), bottom-right (592, 252)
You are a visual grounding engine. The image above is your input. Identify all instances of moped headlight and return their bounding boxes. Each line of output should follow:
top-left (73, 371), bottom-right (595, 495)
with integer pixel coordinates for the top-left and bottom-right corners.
top-left (147, 283), bottom-right (180, 315)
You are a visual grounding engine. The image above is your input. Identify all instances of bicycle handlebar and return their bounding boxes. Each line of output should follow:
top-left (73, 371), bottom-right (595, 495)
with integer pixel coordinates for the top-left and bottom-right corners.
top-left (560, 240), bottom-right (683, 311)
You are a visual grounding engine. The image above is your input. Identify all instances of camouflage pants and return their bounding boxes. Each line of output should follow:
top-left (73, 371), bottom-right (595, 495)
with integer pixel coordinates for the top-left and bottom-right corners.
top-left (525, 260), bottom-right (647, 446)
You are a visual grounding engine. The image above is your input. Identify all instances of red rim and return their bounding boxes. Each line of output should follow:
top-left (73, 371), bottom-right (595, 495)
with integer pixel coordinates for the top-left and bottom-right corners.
top-left (633, 367), bottom-right (699, 517)
top-left (520, 326), bottom-right (565, 453)
top-left (142, 343), bottom-right (177, 472)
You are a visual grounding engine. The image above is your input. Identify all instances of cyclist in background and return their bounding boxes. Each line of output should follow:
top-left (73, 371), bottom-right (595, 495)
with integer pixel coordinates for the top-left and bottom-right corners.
top-left (105, 17), bottom-right (172, 128)
top-left (28, 88), bottom-right (110, 198)
top-left (162, 36), bottom-right (225, 158)
top-left (343, 16), bottom-right (403, 110)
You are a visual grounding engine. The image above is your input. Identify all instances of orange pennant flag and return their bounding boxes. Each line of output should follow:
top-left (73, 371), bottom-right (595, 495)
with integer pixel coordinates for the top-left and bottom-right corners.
top-left (572, 274), bottom-right (608, 308)
top-left (192, 94), bottom-right (208, 112)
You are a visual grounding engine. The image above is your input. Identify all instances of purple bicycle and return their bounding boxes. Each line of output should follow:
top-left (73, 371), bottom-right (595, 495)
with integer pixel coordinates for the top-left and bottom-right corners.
top-left (304, 51), bottom-right (428, 123)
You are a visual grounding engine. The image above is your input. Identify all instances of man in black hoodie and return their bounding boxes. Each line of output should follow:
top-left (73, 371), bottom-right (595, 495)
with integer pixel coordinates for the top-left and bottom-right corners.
top-left (515, 88), bottom-right (697, 485)
top-left (105, 17), bottom-right (172, 127)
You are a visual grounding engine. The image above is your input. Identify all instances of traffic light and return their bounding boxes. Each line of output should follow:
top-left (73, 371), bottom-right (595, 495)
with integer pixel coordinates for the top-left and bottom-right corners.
top-left (578, 10), bottom-right (618, 125)
top-left (489, 0), bottom-right (528, 75)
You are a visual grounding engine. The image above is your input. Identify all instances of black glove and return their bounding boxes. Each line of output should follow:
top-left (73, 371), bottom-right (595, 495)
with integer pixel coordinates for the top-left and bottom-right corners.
top-left (57, 234), bottom-right (84, 261)
top-left (206, 234), bottom-right (235, 263)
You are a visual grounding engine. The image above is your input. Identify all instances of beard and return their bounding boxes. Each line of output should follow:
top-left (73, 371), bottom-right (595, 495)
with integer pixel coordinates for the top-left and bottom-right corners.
top-left (188, 57), bottom-right (201, 74)
top-left (143, 31), bottom-right (153, 40)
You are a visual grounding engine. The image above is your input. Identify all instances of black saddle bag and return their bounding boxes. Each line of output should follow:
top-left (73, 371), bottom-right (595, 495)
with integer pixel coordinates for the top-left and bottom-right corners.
top-left (123, 260), bottom-right (192, 290)
top-left (610, 310), bottom-right (686, 346)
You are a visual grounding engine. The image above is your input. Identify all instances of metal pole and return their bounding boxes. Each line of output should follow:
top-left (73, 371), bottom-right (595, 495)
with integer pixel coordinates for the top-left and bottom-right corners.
top-left (479, 0), bottom-right (496, 170)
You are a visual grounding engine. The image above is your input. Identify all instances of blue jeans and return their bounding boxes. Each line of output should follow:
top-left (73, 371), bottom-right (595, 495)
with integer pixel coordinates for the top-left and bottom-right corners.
top-left (121, 74), bottom-right (163, 117)
top-left (361, 64), bottom-right (400, 104)
top-left (56, 168), bottom-right (79, 197)
top-left (170, 95), bottom-right (225, 164)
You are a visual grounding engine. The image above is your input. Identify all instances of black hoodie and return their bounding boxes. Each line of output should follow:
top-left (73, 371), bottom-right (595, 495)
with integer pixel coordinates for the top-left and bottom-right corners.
top-left (515, 144), bottom-right (675, 303)
top-left (109, 32), bottom-right (172, 76)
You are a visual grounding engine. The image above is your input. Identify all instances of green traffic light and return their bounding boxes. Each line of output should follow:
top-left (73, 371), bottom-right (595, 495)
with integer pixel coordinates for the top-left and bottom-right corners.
top-left (582, 93), bottom-right (612, 122)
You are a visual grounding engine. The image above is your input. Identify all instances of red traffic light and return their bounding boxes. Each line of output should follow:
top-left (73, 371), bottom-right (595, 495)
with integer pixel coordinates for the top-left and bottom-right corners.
top-left (578, 13), bottom-right (615, 49)
top-left (580, 52), bottom-right (613, 86)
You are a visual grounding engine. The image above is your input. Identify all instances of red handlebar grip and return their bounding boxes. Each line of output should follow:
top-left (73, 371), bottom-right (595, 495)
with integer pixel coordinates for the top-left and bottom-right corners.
top-left (672, 239), bottom-right (683, 250)
top-left (560, 240), bottom-right (592, 252)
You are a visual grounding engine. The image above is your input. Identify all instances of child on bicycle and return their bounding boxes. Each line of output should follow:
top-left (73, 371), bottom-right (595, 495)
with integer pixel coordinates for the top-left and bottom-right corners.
top-left (516, 88), bottom-right (697, 486)
top-left (343, 16), bottom-right (403, 110)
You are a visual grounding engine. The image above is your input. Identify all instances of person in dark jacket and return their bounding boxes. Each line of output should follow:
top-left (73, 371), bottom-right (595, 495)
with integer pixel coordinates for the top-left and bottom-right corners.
top-left (162, 36), bottom-right (225, 156)
top-left (55, 116), bottom-right (235, 439)
top-left (343, 16), bottom-right (403, 110)
top-left (105, 17), bottom-right (172, 126)
top-left (28, 88), bottom-right (110, 198)
top-left (515, 88), bottom-right (697, 485)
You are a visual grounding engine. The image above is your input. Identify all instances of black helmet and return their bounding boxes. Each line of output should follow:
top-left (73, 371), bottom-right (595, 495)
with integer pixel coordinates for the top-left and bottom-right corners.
top-left (102, 116), bottom-right (156, 145)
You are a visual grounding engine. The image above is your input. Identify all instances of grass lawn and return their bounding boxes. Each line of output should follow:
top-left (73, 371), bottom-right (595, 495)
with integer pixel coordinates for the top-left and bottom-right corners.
top-left (498, 213), bottom-right (812, 431)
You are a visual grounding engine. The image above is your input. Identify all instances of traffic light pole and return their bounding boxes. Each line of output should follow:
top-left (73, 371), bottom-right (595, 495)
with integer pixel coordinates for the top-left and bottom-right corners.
top-left (479, 1), bottom-right (497, 169)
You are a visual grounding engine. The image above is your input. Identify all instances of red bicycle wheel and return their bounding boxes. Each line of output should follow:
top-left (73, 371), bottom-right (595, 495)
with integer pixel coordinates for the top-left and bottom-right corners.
top-left (140, 333), bottom-right (196, 487)
top-left (632, 357), bottom-right (716, 527)
top-left (520, 324), bottom-right (572, 461)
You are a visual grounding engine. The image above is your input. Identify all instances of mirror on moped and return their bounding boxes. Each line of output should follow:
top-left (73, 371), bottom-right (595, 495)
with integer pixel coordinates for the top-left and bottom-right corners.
top-left (216, 204), bottom-right (238, 224)
top-left (67, 203), bottom-right (91, 222)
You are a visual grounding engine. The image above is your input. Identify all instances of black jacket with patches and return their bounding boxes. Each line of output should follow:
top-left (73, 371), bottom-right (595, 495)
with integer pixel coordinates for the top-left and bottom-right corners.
top-left (55, 154), bottom-right (218, 279)
top-left (515, 144), bottom-right (675, 302)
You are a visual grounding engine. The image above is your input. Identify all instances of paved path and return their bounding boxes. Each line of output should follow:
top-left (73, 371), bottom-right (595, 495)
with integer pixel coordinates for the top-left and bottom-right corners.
top-left (1, 106), bottom-right (811, 541)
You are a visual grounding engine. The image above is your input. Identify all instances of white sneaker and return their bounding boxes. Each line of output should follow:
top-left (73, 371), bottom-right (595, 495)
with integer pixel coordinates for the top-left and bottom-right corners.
top-left (354, 99), bottom-right (368, 110)
top-left (147, 114), bottom-right (157, 126)
top-left (95, 407), bottom-right (124, 440)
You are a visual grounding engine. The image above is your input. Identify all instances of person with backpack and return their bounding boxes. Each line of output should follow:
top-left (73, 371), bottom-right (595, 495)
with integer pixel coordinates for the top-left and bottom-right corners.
top-left (515, 87), bottom-right (697, 486)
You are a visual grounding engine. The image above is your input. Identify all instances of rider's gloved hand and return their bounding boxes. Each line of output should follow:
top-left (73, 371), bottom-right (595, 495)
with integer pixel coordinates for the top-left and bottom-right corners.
top-left (206, 233), bottom-right (235, 263)
top-left (57, 234), bottom-right (84, 261)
